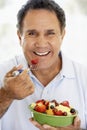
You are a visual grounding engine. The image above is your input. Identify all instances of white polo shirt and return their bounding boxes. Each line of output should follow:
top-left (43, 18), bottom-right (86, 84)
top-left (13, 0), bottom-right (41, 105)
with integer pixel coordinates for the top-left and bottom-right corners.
top-left (0, 53), bottom-right (87, 130)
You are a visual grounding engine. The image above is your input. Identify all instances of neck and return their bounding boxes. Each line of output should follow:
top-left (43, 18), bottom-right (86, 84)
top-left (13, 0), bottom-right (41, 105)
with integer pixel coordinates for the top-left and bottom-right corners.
top-left (32, 57), bottom-right (62, 86)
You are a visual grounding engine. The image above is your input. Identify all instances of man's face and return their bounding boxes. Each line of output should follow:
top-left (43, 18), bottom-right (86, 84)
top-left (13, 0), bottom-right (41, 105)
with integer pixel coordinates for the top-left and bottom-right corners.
top-left (18, 9), bottom-right (65, 69)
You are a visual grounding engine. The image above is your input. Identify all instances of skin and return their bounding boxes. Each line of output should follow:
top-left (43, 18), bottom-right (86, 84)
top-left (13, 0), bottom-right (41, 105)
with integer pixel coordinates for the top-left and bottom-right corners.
top-left (29, 117), bottom-right (81, 130)
top-left (17, 9), bottom-right (81, 129)
top-left (0, 65), bottom-right (34, 117)
top-left (17, 9), bottom-right (65, 86)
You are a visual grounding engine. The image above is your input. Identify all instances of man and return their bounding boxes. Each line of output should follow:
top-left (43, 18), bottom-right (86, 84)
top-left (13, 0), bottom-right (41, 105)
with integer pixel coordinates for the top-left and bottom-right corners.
top-left (0, 0), bottom-right (87, 130)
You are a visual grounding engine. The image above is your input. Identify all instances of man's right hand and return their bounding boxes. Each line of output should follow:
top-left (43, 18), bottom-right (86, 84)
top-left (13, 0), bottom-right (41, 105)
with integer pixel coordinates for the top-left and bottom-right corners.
top-left (0, 65), bottom-right (35, 118)
top-left (3, 65), bottom-right (35, 100)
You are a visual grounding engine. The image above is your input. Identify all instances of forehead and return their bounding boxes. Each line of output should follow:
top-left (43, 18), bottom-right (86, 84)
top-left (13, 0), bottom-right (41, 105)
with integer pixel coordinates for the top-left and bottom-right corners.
top-left (23, 9), bottom-right (60, 30)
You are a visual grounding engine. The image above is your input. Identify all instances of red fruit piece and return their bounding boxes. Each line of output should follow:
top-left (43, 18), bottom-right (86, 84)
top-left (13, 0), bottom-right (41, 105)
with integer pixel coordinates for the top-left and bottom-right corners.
top-left (63, 112), bottom-right (67, 116)
top-left (53, 109), bottom-right (63, 116)
top-left (60, 101), bottom-right (70, 107)
top-left (51, 100), bottom-right (59, 106)
top-left (36, 99), bottom-right (45, 104)
top-left (31, 58), bottom-right (38, 64)
top-left (34, 103), bottom-right (46, 113)
top-left (44, 100), bottom-right (49, 109)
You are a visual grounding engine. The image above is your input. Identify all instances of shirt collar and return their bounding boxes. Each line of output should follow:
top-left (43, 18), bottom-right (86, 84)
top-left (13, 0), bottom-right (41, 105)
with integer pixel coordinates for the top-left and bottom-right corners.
top-left (60, 52), bottom-right (75, 78)
top-left (28, 52), bottom-right (76, 79)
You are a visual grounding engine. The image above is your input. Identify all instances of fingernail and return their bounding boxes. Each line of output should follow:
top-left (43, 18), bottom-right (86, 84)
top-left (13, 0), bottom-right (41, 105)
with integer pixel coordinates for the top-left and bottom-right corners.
top-left (43, 124), bottom-right (50, 129)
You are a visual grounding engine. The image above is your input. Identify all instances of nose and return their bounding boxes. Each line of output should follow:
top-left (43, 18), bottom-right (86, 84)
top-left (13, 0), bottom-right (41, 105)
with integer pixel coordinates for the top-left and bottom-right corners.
top-left (35, 35), bottom-right (48, 47)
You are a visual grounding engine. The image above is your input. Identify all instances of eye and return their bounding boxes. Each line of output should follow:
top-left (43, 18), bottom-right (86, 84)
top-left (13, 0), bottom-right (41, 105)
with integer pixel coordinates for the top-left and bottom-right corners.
top-left (46, 31), bottom-right (55, 36)
top-left (48, 32), bottom-right (55, 35)
top-left (28, 31), bottom-right (36, 36)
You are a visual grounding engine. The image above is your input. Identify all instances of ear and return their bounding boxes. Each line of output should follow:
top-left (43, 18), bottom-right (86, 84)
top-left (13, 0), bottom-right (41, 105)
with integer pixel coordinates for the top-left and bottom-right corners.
top-left (61, 29), bottom-right (66, 39)
top-left (17, 30), bottom-right (22, 45)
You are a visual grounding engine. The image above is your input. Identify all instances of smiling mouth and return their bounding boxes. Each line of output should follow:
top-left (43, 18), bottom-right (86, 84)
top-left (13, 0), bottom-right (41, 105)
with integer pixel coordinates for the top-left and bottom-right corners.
top-left (34, 51), bottom-right (50, 56)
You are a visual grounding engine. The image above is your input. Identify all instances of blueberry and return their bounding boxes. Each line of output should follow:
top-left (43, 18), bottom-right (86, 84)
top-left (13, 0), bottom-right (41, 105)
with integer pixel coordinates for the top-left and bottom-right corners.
top-left (50, 105), bottom-right (54, 109)
top-left (70, 108), bottom-right (76, 114)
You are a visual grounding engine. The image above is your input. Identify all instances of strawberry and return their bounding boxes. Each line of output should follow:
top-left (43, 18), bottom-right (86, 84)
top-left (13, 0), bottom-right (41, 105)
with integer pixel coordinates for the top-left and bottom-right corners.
top-left (34, 103), bottom-right (46, 113)
top-left (53, 109), bottom-right (63, 116)
top-left (44, 100), bottom-right (49, 109)
top-left (60, 101), bottom-right (70, 107)
top-left (31, 58), bottom-right (38, 64)
top-left (36, 99), bottom-right (45, 104)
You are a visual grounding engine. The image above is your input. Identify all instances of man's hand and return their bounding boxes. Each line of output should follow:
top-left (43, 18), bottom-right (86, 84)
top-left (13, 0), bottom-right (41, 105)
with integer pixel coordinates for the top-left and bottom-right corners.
top-left (29, 116), bottom-right (81, 130)
top-left (0, 65), bottom-right (35, 118)
top-left (3, 65), bottom-right (35, 100)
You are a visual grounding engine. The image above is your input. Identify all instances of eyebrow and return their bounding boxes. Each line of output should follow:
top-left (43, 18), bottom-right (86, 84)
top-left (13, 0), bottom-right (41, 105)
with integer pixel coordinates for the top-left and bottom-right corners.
top-left (46, 29), bottom-right (55, 32)
top-left (26, 29), bottom-right (36, 33)
top-left (25, 29), bottom-right (55, 34)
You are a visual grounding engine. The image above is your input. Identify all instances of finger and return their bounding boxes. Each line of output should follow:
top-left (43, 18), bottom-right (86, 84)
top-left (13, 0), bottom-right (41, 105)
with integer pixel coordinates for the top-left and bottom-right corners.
top-left (30, 118), bottom-right (58, 130)
top-left (6, 64), bottom-right (23, 77)
top-left (73, 116), bottom-right (81, 128)
top-left (43, 124), bottom-right (57, 130)
top-left (16, 64), bottom-right (23, 70)
top-left (6, 67), bottom-right (17, 77)
top-left (18, 69), bottom-right (30, 81)
top-left (29, 118), bottom-right (44, 129)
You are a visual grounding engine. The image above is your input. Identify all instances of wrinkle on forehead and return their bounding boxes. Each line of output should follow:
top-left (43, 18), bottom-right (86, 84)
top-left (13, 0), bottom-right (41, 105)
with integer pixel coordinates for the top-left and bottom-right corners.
top-left (22, 9), bottom-right (61, 33)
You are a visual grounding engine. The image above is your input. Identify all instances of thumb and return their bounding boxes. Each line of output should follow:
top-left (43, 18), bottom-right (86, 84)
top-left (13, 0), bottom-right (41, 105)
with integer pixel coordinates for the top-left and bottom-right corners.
top-left (73, 116), bottom-right (81, 128)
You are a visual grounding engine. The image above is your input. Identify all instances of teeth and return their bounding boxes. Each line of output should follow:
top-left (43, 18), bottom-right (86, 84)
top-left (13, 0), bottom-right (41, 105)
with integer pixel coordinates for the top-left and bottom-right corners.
top-left (34, 51), bottom-right (50, 56)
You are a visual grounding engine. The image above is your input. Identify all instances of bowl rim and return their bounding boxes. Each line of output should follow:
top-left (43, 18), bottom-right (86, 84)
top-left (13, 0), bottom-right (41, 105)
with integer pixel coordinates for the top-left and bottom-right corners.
top-left (29, 105), bottom-right (78, 118)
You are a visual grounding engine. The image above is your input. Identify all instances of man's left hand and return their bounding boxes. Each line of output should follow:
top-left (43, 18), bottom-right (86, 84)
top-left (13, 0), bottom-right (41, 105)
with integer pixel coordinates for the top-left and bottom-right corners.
top-left (29, 116), bottom-right (81, 130)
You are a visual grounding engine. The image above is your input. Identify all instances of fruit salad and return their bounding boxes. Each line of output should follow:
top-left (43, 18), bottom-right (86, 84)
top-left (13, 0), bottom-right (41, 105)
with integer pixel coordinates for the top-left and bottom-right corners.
top-left (30, 99), bottom-right (77, 116)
